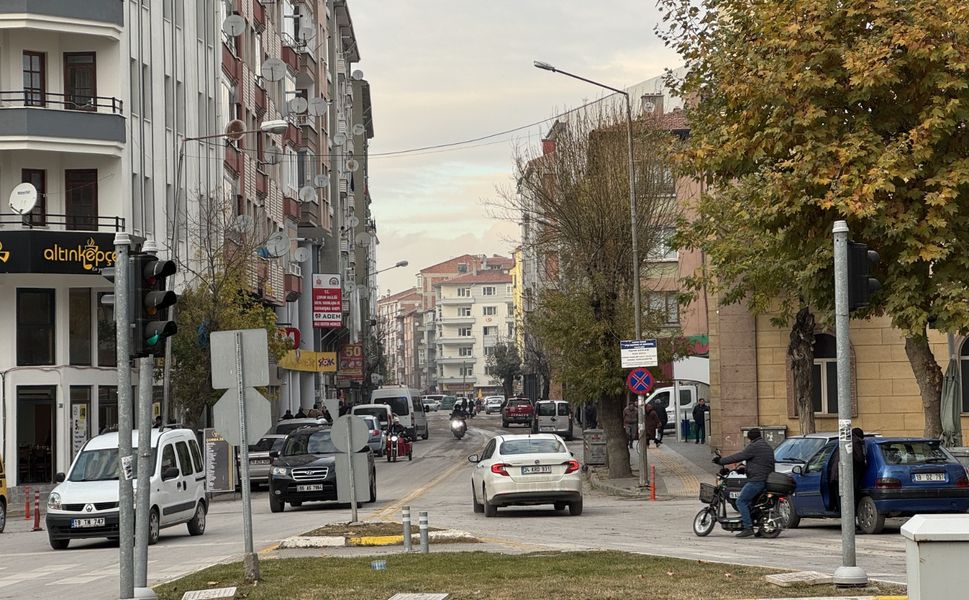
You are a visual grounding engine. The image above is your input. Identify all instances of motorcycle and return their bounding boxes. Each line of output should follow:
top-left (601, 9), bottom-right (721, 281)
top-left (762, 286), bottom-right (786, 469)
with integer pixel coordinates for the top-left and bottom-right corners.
top-left (692, 450), bottom-right (794, 538)
top-left (450, 417), bottom-right (467, 439)
top-left (386, 431), bottom-right (413, 462)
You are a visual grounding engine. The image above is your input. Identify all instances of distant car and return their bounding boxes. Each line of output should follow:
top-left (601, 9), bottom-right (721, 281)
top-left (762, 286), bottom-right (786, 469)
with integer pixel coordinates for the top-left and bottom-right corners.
top-left (502, 398), bottom-right (534, 428)
top-left (534, 400), bottom-right (573, 440)
top-left (422, 397), bottom-right (442, 412)
top-left (787, 437), bottom-right (969, 533)
top-left (484, 396), bottom-right (504, 414)
top-left (268, 426), bottom-right (376, 512)
top-left (469, 433), bottom-right (582, 517)
top-left (774, 432), bottom-right (880, 474)
top-left (247, 435), bottom-right (286, 488)
top-left (439, 396), bottom-right (458, 411)
top-left (360, 415), bottom-right (387, 456)
top-left (267, 418), bottom-right (329, 436)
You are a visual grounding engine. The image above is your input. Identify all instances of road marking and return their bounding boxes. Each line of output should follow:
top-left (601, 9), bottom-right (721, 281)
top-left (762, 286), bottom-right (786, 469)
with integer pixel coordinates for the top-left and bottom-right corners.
top-left (372, 458), bottom-right (468, 521)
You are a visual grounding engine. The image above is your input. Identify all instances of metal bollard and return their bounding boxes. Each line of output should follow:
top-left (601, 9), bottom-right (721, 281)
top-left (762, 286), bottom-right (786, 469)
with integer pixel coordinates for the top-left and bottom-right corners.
top-left (31, 490), bottom-right (42, 531)
top-left (402, 506), bottom-right (412, 552)
top-left (418, 511), bottom-right (429, 554)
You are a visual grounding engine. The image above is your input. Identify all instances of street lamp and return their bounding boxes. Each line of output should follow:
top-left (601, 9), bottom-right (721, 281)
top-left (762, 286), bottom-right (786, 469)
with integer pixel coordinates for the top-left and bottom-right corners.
top-left (373, 260), bottom-right (409, 275)
top-left (534, 59), bottom-right (647, 486)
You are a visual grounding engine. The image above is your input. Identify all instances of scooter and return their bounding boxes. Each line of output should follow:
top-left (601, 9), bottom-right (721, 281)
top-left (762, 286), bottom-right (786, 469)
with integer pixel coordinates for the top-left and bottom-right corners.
top-left (450, 417), bottom-right (467, 439)
top-left (692, 450), bottom-right (793, 538)
top-left (386, 431), bottom-right (413, 462)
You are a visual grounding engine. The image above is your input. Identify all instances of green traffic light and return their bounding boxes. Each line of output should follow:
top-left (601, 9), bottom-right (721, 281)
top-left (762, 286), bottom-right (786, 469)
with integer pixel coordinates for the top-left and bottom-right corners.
top-left (147, 334), bottom-right (160, 346)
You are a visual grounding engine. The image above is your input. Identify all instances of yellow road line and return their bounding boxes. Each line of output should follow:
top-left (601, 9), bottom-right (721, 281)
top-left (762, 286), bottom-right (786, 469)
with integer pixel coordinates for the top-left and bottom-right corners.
top-left (258, 541), bottom-right (281, 557)
top-left (372, 458), bottom-right (468, 521)
top-left (349, 534), bottom-right (404, 546)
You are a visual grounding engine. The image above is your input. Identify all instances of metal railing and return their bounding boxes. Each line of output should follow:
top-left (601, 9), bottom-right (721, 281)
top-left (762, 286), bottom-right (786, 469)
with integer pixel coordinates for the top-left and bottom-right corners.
top-left (0, 90), bottom-right (123, 114)
top-left (0, 213), bottom-right (125, 231)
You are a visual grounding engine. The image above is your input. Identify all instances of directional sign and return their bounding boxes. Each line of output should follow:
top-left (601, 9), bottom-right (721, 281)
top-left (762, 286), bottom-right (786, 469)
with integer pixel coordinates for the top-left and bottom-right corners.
top-left (626, 368), bottom-right (654, 395)
top-left (621, 339), bottom-right (658, 368)
top-left (213, 387), bottom-right (272, 447)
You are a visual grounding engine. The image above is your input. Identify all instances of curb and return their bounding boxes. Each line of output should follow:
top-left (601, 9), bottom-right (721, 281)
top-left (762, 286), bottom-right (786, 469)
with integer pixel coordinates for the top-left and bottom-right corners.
top-left (585, 471), bottom-right (651, 500)
top-left (279, 529), bottom-right (478, 549)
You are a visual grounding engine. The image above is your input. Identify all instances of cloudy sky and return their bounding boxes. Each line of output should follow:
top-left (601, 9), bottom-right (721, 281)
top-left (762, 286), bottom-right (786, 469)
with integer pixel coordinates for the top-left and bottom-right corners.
top-left (350, 1), bottom-right (680, 293)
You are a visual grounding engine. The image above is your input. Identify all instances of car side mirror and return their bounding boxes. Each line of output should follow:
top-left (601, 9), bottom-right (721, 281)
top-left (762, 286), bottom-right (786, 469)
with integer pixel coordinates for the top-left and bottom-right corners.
top-left (468, 454), bottom-right (479, 463)
top-left (161, 466), bottom-right (180, 481)
top-left (55, 472), bottom-right (66, 483)
top-left (792, 465), bottom-right (803, 475)
top-left (269, 450), bottom-right (279, 460)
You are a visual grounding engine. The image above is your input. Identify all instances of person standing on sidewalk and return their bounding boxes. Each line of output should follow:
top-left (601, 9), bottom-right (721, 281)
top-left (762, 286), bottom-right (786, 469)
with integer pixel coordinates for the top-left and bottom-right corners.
top-left (644, 403), bottom-right (662, 447)
top-left (715, 428), bottom-right (775, 538)
top-left (623, 401), bottom-right (639, 449)
top-left (692, 398), bottom-right (709, 444)
top-left (653, 399), bottom-right (669, 444)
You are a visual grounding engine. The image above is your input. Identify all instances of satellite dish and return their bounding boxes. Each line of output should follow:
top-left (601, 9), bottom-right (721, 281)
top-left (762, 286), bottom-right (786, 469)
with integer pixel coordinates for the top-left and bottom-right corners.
top-left (313, 174), bottom-right (330, 188)
top-left (224, 119), bottom-right (246, 141)
top-left (345, 159), bottom-right (360, 172)
top-left (352, 123), bottom-right (365, 136)
top-left (287, 96), bottom-right (308, 114)
top-left (348, 216), bottom-right (360, 228)
top-left (263, 232), bottom-right (290, 258)
top-left (356, 232), bottom-right (371, 247)
top-left (9, 182), bottom-right (37, 215)
top-left (293, 247), bottom-right (311, 263)
top-left (332, 132), bottom-right (346, 147)
top-left (260, 57), bottom-right (287, 82)
top-left (232, 214), bottom-right (255, 235)
top-left (299, 25), bottom-right (316, 42)
top-left (298, 185), bottom-right (317, 204)
top-left (222, 15), bottom-right (246, 37)
top-left (351, 69), bottom-right (364, 81)
top-left (307, 97), bottom-right (328, 117)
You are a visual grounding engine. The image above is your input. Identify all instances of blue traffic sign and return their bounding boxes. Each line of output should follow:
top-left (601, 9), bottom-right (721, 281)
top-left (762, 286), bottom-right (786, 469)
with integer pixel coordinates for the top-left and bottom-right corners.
top-left (626, 368), bottom-right (654, 394)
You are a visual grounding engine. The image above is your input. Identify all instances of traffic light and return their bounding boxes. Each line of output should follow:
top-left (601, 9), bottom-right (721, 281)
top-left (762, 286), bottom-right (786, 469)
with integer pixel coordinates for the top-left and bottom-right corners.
top-left (847, 241), bottom-right (880, 312)
top-left (131, 254), bottom-right (178, 357)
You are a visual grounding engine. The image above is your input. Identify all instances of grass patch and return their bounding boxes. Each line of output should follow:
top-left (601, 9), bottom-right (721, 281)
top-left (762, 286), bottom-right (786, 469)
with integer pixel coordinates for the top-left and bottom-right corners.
top-left (153, 551), bottom-right (905, 600)
top-left (301, 521), bottom-right (443, 537)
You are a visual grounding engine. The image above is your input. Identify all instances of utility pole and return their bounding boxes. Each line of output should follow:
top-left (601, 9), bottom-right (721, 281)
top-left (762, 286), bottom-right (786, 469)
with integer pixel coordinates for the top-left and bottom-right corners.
top-left (114, 232), bottom-right (134, 600)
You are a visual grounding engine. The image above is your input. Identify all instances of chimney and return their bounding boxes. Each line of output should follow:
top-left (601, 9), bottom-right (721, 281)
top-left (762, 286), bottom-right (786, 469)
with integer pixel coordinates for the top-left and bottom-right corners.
top-left (641, 93), bottom-right (664, 116)
top-left (541, 138), bottom-right (556, 155)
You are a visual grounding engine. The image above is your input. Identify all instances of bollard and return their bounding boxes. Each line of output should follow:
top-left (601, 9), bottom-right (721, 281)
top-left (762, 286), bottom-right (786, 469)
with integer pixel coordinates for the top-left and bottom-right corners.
top-left (650, 465), bottom-right (656, 502)
top-left (32, 490), bottom-right (42, 531)
top-left (24, 485), bottom-right (31, 520)
top-left (402, 506), bottom-right (412, 552)
top-left (418, 511), bottom-right (429, 554)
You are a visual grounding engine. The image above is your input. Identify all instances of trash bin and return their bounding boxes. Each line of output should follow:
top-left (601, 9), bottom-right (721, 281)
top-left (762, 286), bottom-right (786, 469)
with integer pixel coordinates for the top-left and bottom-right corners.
top-left (901, 514), bottom-right (969, 600)
top-left (583, 429), bottom-right (607, 466)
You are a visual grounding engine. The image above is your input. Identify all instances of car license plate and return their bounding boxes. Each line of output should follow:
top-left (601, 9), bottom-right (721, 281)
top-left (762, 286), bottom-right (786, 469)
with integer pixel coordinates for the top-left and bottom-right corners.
top-left (250, 459), bottom-right (269, 465)
top-left (729, 491), bottom-right (740, 499)
top-left (521, 466), bottom-right (552, 475)
top-left (296, 484), bottom-right (324, 492)
top-left (914, 473), bottom-right (947, 482)
top-left (540, 426), bottom-right (555, 431)
top-left (71, 518), bottom-right (106, 528)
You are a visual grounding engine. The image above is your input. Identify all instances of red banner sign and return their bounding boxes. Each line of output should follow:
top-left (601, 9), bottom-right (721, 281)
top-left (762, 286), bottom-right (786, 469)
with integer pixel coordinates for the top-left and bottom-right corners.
top-left (312, 273), bottom-right (342, 328)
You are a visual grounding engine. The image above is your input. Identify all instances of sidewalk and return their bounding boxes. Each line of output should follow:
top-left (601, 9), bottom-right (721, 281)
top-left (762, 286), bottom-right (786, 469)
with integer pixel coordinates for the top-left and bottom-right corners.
top-left (586, 436), bottom-right (717, 500)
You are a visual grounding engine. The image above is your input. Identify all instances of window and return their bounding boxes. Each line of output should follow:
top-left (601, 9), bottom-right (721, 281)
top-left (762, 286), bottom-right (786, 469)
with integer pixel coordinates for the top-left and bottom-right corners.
top-left (482, 286), bottom-right (496, 296)
top-left (23, 51), bottom-right (46, 107)
top-left (21, 169), bottom-right (46, 226)
top-left (460, 366), bottom-right (473, 377)
top-left (484, 346), bottom-right (496, 357)
top-left (17, 289), bottom-right (55, 366)
top-left (811, 334), bottom-right (838, 414)
top-left (459, 346), bottom-right (473, 357)
top-left (647, 227), bottom-right (678, 261)
top-left (457, 287), bottom-right (471, 297)
top-left (64, 53), bottom-right (97, 111)
top-left (69, 289), bottom-right (92, 366)
top-left (507, 323), bottom-right (514, 337)
top-left (458, 327), bottom-right (472, 337)
top-left (483, 306), bottom-right (497, 316)
top-left (175, 441), bottom-right (194, 475)
top-left (97, 291), bottom-right (116, 367)
top-left (160, 444), bottom-right (178, 475)
top-left (457, 263), bottom-right (468, 273)
top-left (97, 386), bottom-right (118, 433)
top-left (66, 169), bottom-right (98, 230)
top-left (647, 292), bottom-right (679, 325)
top-left (483, 326), bottom-right (497, 336)
top-left (458, 306), bottom-right (471, 317)
top-left (805, 443), bottom-right (836, 473)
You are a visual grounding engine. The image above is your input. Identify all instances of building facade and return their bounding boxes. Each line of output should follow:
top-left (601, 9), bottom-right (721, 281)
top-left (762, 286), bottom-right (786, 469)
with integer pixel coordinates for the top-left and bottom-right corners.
top-left (375, 287), bottom-right (420, 385)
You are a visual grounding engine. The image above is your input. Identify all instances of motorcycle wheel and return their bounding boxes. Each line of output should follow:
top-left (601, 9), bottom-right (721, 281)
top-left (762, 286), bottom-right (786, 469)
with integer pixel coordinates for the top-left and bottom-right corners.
top-left (778, 499), bottom-right (799, 529)
top-left (693, 508), bottom-right (716, 537)
top-left (759, 521), bottom-right (782, 539)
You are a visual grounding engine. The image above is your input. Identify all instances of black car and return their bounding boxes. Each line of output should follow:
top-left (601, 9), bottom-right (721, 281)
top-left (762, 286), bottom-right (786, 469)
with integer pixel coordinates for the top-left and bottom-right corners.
top-left (268, 427), bottom-right (376, 512)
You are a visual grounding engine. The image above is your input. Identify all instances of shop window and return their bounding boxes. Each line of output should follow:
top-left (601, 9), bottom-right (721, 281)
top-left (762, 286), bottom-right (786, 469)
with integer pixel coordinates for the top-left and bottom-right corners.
top-left (98, 386), bottom-right (118, 434)
top-left (70, 387), bottom-right (92, 460)
top-left (17, 289), bottom-right (55, 366)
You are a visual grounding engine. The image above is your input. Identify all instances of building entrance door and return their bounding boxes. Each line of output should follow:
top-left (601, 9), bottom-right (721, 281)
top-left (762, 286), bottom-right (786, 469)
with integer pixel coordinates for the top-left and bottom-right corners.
top-left (16, 386), bottom-right (56, 484)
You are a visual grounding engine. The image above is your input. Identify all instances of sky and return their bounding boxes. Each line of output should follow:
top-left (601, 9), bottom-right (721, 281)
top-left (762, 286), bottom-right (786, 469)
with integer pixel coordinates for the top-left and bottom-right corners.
top-left (350, 1), bottom-right (681, 294)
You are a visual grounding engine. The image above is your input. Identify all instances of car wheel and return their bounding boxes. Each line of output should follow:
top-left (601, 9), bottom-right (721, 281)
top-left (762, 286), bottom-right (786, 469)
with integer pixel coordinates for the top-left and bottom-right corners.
top-left (48, 535), bottom-right (69, 550)
top-left (692, 508), bottom-right (716, 537)
top-left (269, 492), bottom-right (285, 513)
top-left (554, 502), bottom-right (567, 511)
top-left (187, 502), bottom-right (207, 536)
top-left (472, 484), bottom-right (484, 513)
top-left (857, 496), bottom-right (884, 534)
top-left (369, 473), bottom-right (377, 503)
top-left (483, 485), bottom-right (497, 517)
top-left (421, 431), bottom-right (429, 440)
top-left (568, 499), bottom-right (583, 516)
top-left (148, 508), bottom-right (160, 545)
top-left (0, 499), bottom-right (6, 533)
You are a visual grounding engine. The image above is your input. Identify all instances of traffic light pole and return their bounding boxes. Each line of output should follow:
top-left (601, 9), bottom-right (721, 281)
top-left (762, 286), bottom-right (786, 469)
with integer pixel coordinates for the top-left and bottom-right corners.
top-left (134, 243), bottom-right (158, 599)
top-left (114, 233), bottom-right (135, 600)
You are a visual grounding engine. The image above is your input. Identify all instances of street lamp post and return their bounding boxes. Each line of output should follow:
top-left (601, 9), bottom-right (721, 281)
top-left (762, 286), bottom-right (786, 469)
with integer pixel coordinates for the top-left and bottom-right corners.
top-left (534, 60), bottom-right (647, 487)
top-left (373, 260), bottom-right (409, 276)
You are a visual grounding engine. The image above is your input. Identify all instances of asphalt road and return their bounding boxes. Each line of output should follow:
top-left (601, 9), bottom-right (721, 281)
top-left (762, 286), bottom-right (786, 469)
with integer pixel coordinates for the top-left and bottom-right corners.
top-left (0, 411), bottom-right (908, 599)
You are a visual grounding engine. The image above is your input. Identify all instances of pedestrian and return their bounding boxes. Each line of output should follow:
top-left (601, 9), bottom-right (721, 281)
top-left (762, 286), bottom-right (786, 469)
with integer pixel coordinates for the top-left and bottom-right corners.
top-left (692, 398), bottom-right (710, 444)
top-left (623, 400), bottom-right (639, 448)
top-left (281, 409), bottom-right (294, 420)
top-left (295, 406), bottom-right (307, 418)
top-left (152, 415), bottom-right (163, 429)
top-left (644, 403), bottom-right (662, 447)
top-left (584, 403), bottom-right (597, 429)
top-left (829, 427), bottom-right (867, 515)
top-left (715, 428), bottom-right (775, 538)
top-left (307, 406), bottom-right (321, 419)
top-left (654, 400), bottom-right (669, 443)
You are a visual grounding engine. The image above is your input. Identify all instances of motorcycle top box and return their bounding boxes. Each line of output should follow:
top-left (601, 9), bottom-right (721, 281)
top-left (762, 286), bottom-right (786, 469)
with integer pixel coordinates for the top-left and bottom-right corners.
top-left (766, 472), bottom-right (796, 495)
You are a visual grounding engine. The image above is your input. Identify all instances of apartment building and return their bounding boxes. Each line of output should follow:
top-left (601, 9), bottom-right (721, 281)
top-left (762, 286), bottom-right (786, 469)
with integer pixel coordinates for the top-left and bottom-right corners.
top-left (376, 287), bottom-right (420, 385)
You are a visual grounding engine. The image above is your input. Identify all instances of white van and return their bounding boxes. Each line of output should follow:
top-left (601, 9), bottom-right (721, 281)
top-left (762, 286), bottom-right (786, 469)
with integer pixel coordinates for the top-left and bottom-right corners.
top-left (645, 383), bottom-right (710, 430)
top-left (371, 386), bottom-right (428, 440)
top-left (534, 400), bottom-right (574, 440)
top-left (45, 428), bottom-right (207, 550)
top-left (352, 403), bottom-right (393, 431)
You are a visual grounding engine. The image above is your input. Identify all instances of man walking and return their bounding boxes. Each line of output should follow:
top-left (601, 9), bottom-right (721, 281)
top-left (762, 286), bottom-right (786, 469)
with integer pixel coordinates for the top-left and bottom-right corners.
top-left (715, 428), bottom-right (775, 538)
top-left (692, 398), bottom-right (709, 444)
top-left (623, 400), bottom-right (638, 449)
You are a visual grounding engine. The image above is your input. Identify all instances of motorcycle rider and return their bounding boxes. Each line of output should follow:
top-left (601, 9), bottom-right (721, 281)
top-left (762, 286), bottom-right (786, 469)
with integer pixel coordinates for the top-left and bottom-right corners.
top-left (450, 402), bottom-right (469, 421)
top-left (714, 428), bottom-right (775, 538)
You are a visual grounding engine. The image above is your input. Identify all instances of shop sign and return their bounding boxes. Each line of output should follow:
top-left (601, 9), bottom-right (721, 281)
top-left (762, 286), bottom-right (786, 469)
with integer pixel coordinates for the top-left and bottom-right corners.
top-left (312, 273), bottom-right (342, 328)
top-left (278, 349), bottom-right (337, 372)
top-left (0, 231), bottom-right (117, 274)
top-left (336, 343), bottom-right (364, 385)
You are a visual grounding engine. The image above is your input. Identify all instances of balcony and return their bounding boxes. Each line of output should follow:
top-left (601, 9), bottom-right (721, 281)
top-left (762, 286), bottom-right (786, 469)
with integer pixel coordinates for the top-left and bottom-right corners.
top-left (0, 0), bottom-right (123, 38)
top-left (224, 144), bottom-right (242, 176)
top-left (437, 356), bottom-right (475, 364)
top-left (284, 273), bottom-right (301, 297)
top-left (440, 316), bottom-right (474, 325)
top-left (281, 46), bottom-right (299, 71)
top-left (0, 91), bottom-right (125, 155)
top-left (251, 0), bottom-right (266, 30)
top-left (283, 196), bottom-right (300, 220)
top-left (254, 84), bottom-right (267, 116)
top-left (437, 336), bottom-right (475, 345)
top-left (222, 43), bottom-right (241, 83)
top-left (255, 169), bottom-right (268, 197)
top-left (0, 213), bottom-right (124, 232)
top-left (438, 297), bottom-right (474, 306)
top-left (283, 123), bottom-right (301, 148)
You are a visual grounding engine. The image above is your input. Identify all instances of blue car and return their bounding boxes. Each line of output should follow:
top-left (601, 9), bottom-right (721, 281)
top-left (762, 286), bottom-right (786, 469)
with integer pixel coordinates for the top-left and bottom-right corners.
top-left (788, 437), bottom-right (969, 534)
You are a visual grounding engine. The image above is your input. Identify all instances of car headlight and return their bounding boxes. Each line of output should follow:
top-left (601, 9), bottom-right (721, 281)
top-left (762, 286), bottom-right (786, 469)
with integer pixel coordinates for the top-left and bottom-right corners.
top-left (271, 466), bottom-right (290, 478)
top-left (48, 491), bottom-right (62, 510)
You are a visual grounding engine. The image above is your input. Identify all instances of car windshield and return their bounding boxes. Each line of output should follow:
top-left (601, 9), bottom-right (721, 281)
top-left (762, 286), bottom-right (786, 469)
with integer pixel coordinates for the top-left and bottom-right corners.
top-left (283, 430), bottom-right (338, 456)
top-left (537, 403), bottom-right (556, 416)
top-left (375, 397), bottom-right (410, 415)
top-left (355, 407), bottom-right (389, 423)
top-left (500, 438), bottom-right (566, 455)
top-left (879, 441), bottom-right (951, 465)
top-left (508, 400), bottom-right (530, 407)
top-left (70, 447), bottom-right (157, 482)
top-left (774, 437), bottom-right (827, 463)
top-left (362, 417), bottom-right (380, 430)
top-left (250, 437), bottom-right (283, 452)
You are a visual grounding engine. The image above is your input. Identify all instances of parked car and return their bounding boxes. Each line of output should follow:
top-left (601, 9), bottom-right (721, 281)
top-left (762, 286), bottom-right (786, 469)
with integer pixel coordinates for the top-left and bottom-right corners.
top-left (439, 396), bottom-right (458, 412)
top-left (422, 396), bottom-right (442, 412)
top-left (351, 404), bottom-right (393, 432)
top-left (46, 428), bottom-right (207, 549)
top-left (786, 437), bottom-right (969, 533)
top-left (268, 426), bottom-right (376, 512)
top-left (0, 452), bottom-right (6, 533)
top-left (484, 396), bottom-right (505, 414)
top-left (267, 418), bottom-right (329, 436)
top-left (502, 398), bottom-right (534, 428)
top-left (247, 435), bottom-right (287, 488)
top-left (360, 415), bottom-right (387, 456)
top-left (469, 433), bottom-right (583, 516)
top-left (774, 432), bottom-right (880, 474)
top-left (534, 400), bottom-right (574, 440)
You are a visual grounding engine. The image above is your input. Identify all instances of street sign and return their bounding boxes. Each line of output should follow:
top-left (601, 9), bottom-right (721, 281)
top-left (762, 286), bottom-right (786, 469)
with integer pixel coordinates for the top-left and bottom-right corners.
top-left (211, 329), bottom-right (269, 388)
top-left (620, 339), bottom-right (658, 368)
top-left (212, 387), bottom-right (272, 447)
top-left (626, 368), bottom-right (654, 395)
top-left (331, 414), bottom-right (370, 453)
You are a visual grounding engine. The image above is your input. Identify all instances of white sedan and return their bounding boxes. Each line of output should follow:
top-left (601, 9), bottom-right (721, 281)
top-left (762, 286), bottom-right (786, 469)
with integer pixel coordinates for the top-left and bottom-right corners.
top-left (469, 433), bottom-right (583, 517)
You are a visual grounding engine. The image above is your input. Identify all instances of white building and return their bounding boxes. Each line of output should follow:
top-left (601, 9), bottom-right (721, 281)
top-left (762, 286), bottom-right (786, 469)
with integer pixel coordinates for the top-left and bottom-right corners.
top-left (435, 271), bottom-right (514, 396)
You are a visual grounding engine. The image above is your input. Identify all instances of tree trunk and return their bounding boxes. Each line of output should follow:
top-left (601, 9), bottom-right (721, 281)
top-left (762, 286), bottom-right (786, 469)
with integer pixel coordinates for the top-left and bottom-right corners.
top-left (904, 334), bottom-right (944, 438)
top-left (601, 391), bottom-right (632, 478)
top-left (788, 307), bottom-right (816, 434)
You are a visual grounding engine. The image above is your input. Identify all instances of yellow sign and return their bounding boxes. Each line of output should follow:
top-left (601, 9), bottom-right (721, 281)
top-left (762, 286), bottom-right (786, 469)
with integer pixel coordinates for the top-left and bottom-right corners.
top-left (279, 350), bottom-right (337, 372)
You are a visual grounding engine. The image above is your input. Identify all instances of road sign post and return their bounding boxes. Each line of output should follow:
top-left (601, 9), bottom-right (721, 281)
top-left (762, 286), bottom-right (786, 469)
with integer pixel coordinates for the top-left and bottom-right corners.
top-left (331, 414), bottom-right (369, 523)
top-left (626, 367), bottom-right (655, 489)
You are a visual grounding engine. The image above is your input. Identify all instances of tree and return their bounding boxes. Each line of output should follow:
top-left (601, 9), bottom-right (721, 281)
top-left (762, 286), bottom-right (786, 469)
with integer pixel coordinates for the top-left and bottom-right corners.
top-left (659, 0), bottom-right (969, 436)
top-left (487, 341), bottom-right (522, 399)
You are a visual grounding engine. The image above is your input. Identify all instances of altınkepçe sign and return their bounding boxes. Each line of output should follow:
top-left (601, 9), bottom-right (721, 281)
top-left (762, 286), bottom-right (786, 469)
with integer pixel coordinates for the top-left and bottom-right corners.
top-left (312, 273), bottom-right (342, 328)
top-left (0, 231), bottom-right (117, 274)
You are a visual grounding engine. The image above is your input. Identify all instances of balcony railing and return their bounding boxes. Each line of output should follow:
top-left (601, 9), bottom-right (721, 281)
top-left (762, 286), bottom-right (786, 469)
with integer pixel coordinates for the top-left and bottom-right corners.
top-left (0, 213), bottom-right (124, 232)
top-left (0, 91), bottom-right (123, 114)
